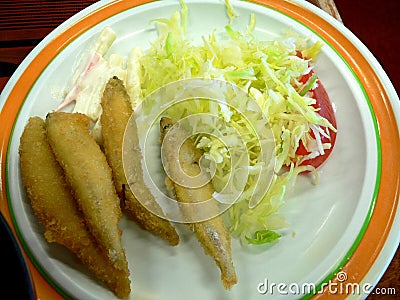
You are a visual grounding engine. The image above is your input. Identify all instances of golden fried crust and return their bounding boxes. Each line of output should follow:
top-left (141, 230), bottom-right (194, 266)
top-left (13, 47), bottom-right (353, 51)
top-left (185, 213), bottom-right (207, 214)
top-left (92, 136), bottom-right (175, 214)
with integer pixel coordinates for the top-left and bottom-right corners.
top-left (19, 116), bottom-right (130, 298)
top-left (100, 77), bottom-right (179, 246)
top-left (100, 77), bottom-right (132, 197)
top-left (45, 112), bottom-right (128, 273)
top-left (160, 117), bottom-right (237, 289)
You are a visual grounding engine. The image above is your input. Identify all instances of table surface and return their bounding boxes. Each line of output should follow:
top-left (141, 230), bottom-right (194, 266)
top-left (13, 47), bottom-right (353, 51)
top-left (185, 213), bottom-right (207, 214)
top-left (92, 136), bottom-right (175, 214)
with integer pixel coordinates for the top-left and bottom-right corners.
top-left (0, 1), bottom-right (398, 299)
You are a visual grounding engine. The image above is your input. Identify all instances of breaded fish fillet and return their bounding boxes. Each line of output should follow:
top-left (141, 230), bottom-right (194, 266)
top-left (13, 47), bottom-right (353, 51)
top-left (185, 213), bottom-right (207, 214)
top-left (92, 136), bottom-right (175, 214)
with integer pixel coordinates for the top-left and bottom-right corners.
top-left (19, 117), bottom-right (130, 298)
top-left (100, 77), bottom-right (179, 246)
top-left (160, 117), bottom-right (237, 289)
top-left (45, 112), bottom-right (128, 272)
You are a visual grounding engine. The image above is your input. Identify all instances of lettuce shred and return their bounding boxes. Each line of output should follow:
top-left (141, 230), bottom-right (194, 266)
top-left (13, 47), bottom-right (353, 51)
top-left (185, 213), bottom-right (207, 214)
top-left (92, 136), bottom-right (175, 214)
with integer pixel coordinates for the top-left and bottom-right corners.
top-left (139, 2), bottom-right (334, 246)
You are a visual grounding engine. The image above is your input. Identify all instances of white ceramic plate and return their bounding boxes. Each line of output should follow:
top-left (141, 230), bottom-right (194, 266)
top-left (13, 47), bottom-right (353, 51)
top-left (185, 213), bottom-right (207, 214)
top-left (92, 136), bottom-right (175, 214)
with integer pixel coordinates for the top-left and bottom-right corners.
top-left (1, 1), bottom-right (399, 299)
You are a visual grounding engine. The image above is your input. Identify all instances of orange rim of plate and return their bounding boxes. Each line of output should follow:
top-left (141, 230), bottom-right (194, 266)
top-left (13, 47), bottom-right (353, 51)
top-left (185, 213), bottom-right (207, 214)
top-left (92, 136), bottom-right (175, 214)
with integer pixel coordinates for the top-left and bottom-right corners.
top-left (0, 0), bottom-right (399, 299)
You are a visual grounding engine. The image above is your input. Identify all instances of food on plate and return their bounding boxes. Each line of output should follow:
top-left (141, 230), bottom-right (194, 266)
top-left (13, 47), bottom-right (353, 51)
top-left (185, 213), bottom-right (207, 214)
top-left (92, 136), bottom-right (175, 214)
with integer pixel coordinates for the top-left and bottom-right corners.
top-left (55, 26), bottom-right (144, 143)
top-left (55, 26), bottom-right (119, 114)
top-left (100, 76), bottom-right (179, 246)
top-left (160, 117), bottom-right (237, 289)
top-left (295, 68), bottom-right (337, 168)
top-left (56, 0), bottom-right (337, 246)
top-left (17, 0), bottom-right (339, 296)
top-left (45, 112), bottom-right (129, 273)
top-left (19, 117), bottom-right (130, 298)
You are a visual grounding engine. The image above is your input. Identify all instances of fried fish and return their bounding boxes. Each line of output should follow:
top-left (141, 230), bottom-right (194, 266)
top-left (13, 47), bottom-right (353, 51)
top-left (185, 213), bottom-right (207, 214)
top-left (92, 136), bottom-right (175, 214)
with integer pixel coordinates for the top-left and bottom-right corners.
top-left (100, 77), bottom-right (179, 246)
top-left (19, 116), bottom-right (130, 298)
top-left (45, 112), bottom-right (128, 273)
top-left (160, 117), bottom-right (237, 289)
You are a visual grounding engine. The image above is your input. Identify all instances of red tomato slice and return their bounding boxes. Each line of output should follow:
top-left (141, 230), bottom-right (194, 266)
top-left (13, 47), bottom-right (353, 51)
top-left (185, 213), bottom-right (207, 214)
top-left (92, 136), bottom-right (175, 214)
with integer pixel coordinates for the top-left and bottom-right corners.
top-left (296, 70), bottom-right (337, 169)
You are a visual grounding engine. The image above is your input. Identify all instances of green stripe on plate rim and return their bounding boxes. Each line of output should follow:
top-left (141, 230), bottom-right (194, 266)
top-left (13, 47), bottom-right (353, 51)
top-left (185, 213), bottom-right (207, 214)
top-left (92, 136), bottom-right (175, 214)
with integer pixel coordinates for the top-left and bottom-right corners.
top-left (5, 0), bottom-right (382, 299)
top-left (246, 1), bottom-right (382, 298)
top-left (4, 56), bottom-right (75, 299)
top-left (4, 3), bottom-right (142, 300)
top-left (5, 104), bottom-right (72, 298)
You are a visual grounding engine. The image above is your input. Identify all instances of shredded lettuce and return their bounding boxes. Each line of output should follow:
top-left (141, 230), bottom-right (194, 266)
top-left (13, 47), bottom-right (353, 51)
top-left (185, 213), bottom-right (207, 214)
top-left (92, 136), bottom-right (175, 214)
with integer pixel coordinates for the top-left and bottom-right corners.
top-left (224, 0), bottom-right (239, 24)
top-left (245, 229), bottom-right (281, 245)
top-left (66, 1), bottom-right (335, 247)
top-left (138, 2), bottom-right (335, 246)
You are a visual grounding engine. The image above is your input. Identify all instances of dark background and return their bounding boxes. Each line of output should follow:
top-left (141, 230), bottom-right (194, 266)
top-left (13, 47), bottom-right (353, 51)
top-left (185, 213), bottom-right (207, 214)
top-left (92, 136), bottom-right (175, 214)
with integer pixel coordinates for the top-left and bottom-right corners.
top-left (335, 0), bottom-right (400, 297)
top-left (335, 0), bottom-right (400, 94)
top-left (1, 1), bottom-right (399, 94)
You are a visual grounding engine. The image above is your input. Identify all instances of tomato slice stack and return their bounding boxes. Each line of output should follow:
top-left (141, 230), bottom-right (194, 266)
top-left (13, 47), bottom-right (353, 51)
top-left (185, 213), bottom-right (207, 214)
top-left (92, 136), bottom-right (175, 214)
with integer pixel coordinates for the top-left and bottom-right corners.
top-left (295, 68), bottom-right (337, 169)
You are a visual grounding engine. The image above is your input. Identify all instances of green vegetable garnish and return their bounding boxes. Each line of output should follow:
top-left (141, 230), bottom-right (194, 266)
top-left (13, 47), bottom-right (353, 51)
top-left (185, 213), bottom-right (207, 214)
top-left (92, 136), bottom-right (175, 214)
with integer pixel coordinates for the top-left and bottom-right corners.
top-left (299, 73), bottom-right (318, 96)
top-left (245, 230), bottom-right (281, 244)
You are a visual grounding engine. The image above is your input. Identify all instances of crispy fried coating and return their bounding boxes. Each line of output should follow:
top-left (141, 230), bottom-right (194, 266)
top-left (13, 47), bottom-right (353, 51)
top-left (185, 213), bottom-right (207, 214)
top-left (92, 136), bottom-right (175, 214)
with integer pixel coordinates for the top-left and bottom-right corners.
top-left (45, 112), bottom-right (128, 273)
top-left (100, 77), bottom-right (179, 246)
top-left (19, 116), bottom-right (130, 298)
top-left (160, 117), bottom-right (237, 289)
